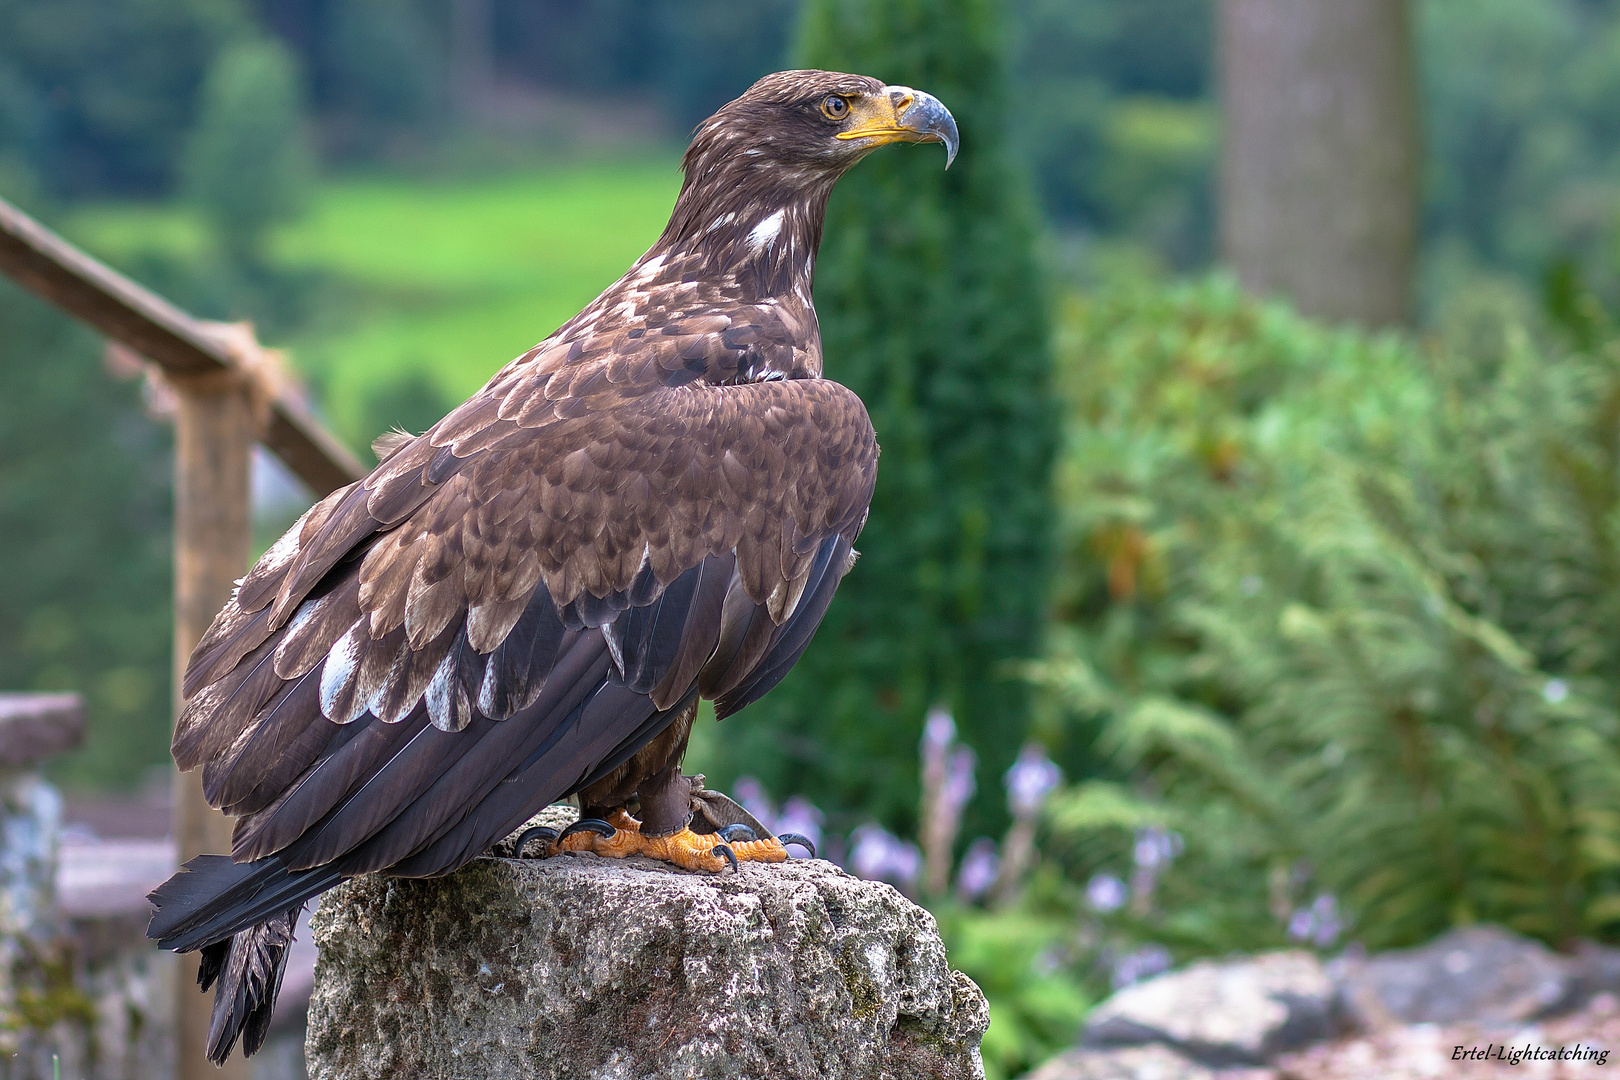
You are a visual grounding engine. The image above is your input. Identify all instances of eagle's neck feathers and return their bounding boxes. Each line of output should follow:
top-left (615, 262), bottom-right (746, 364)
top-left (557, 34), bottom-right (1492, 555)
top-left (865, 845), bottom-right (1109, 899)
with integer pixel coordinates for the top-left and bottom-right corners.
top-left (540, 151), bottom-right (836, 382)
top-left (653, 165), bottom-right (831, 305)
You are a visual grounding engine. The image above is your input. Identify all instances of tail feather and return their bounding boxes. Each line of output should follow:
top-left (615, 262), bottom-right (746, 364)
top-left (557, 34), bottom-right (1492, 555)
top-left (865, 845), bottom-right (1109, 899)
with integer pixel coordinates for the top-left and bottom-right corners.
top-left (148, 854), bottom-right (341, 1062)
top-left (197, 938), bottom-right (229, 992)
top-left (148, 853), bottom-right (340, 952)
top-left (205, 906), bottom-right (302, 1064)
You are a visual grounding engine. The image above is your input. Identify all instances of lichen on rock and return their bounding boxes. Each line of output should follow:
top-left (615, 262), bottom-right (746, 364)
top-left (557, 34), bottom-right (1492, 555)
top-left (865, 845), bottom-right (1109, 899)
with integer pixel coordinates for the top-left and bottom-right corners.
top-left (305, 810), bottom-right (988, 1080)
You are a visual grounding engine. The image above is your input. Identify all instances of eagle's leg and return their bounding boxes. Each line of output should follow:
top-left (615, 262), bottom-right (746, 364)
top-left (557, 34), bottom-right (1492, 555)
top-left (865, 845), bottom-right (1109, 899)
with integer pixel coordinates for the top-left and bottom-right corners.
top-left (548, 764), bottom-right (794, 870)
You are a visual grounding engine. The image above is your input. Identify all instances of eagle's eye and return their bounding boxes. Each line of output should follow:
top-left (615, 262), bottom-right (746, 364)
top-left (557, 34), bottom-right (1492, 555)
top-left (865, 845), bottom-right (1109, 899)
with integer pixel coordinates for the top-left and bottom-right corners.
top-left (820, 95), bottom-right (850, 121)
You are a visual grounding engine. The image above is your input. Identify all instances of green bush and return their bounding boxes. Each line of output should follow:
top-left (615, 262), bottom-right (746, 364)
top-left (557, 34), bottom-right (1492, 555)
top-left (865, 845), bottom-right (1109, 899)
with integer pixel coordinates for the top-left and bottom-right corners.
top-left (1008, 0), bottom-right (1215, 265)
top-left (318, 0), bottom-right (445, 160)
top-left (935, 897), bottom-right (1090, 1080)
top-left (1033, 273), bottom-right (1620, 954)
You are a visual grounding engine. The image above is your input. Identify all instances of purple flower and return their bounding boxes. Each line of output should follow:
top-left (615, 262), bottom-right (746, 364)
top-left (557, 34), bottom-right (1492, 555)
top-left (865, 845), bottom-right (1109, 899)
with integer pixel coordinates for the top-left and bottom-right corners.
top-left (731, 775), bottom-right (776, 832)
top-left (943, 746), bottom-right (977, 818)
top-left (775, 796), bottom-right (825, 854)
top-left (1288, 894), bottom-right (1343, 948)
top-left (923, 706), bottom-right (957, 755)
top-left (956, 838), bottom-right (1000, 900)
top-left (1004, 743), bottom-right (1062, 817)
top-left (849, 823), bottom-right (922, 888)
top-left (1086, 872), bottom-right (1128, 913)
top-left (1112, 944), bottom-right (1172, 988)
top-left (1132, 827), bottom-right (1182, 870)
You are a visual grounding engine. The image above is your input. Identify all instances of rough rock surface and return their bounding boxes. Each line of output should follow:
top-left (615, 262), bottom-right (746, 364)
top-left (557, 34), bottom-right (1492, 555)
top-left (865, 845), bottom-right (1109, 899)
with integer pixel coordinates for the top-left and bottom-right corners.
top-left (1082, 951), bottom-right (1337, 1066)
top-left (1276, 990), bottom-right (1620, 1079)
top-left (305, 813), bottom-right (988, 1080)
top-left (1332, 924), bottom-right (1573, 1027)
top-left (1573, 940), bottom-right (1620, 1002)
top-left (1022, 925), bottom-right (1620, 1080)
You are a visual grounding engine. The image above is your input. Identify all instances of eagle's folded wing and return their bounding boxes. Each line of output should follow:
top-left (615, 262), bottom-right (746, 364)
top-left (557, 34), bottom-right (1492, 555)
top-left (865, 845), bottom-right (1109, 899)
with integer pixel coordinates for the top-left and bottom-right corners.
top-left (172, 357), bottom-right (874, 877)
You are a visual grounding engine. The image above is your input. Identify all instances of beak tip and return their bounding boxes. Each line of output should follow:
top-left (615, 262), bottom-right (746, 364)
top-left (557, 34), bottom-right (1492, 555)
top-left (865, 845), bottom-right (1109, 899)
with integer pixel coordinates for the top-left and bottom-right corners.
top-left (891, 86), bottom-right (960, 171)
top-left (936, 118), bottom-right (959, 170)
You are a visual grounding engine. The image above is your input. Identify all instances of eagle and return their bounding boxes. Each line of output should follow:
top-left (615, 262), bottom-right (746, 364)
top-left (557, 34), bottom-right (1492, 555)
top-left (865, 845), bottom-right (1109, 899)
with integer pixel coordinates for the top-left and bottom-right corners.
top-left (146, 69), bottom-right (958, 1063)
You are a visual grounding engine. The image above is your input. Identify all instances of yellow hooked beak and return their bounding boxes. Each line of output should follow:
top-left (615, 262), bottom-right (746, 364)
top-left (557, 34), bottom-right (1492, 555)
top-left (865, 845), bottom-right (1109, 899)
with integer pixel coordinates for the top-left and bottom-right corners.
top-left (835, 86), bottom-right (959, 168)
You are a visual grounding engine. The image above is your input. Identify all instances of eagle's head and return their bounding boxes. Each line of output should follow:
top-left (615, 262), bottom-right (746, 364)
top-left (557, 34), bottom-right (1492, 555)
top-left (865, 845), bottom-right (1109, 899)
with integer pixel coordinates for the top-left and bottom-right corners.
top-left (655, 70), bottom-right (958, 291)
top-left (693, 70), bottom-right (959, 177)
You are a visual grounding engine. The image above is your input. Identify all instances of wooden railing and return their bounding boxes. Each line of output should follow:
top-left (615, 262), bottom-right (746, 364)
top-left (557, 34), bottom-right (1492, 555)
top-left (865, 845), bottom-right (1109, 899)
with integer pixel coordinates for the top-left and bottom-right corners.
top-left (0, 193), bottom-right (367, 1080)
top-left (0, 197), bottom-right (364, 495)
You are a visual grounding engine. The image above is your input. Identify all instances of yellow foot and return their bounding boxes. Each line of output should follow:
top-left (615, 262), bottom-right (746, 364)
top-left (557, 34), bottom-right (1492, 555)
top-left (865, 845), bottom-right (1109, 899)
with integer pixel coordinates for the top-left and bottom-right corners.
top-left (716, 835), bottom-right (789, 864)
top-left (532, 814), bottom-right (793, 872)
top-left (555, 809), bottom-right (643, 857)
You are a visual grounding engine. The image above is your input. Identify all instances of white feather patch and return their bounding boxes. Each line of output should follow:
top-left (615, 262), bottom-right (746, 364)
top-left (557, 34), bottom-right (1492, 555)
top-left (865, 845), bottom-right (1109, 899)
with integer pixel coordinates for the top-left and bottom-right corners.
top-left (601, 622), bottom-right (626, 678)
top-left (319, 622), bottom-right (369, 723)
top-left (767, 570), bottom-right (810, 625)
top-left (747, 209), bottom-right (785, 251)
top-left (364, 638), bottom-right (412, 722)
top-left (476, 655), bottom-right (502, 719)
top-left (425, 647), bottom-right (471, 732)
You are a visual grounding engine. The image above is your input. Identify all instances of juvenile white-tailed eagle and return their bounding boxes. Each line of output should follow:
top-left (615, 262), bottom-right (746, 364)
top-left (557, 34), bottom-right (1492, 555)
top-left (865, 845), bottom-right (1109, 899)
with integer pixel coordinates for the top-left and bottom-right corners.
top-left (147, 69), bottom-right (957, 1063)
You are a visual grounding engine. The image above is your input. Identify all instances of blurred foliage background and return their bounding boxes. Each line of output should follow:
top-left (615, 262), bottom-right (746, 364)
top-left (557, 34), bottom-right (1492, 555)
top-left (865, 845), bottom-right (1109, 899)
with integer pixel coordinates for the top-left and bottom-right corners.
top-left (11, 1), bottom-right (1620, 1076)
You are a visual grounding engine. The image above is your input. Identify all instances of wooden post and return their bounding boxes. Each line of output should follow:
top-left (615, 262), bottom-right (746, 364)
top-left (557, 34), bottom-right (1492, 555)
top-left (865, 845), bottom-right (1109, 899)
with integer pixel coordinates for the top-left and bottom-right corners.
top-left (172, 372), bottom-right (254, 1080)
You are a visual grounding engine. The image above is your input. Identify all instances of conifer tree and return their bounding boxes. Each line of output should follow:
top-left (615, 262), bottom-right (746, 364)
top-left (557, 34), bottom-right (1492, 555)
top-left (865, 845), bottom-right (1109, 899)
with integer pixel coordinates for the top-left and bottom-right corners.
top-left (183, 38), bottom-right (315, 266)
top-left (708, 0), bottom-right (1057, 843)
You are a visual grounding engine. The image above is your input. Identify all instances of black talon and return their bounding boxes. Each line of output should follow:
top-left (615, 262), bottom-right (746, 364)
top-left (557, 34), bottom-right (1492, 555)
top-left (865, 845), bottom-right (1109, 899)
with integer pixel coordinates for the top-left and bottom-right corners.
top-left (513, 826), bottom-right (558, 857)
top-left (718, 823), bottom-right (758, 843)
top-left (777, 833), bottom-right (816, 858)
top-left (712, 843), bottom-right (739, 872)
top-left (558, 818), bottom-right (617, 842)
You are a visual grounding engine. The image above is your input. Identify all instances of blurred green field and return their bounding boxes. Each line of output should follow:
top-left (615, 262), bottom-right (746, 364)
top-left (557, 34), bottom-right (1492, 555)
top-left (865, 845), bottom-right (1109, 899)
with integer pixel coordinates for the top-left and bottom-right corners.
top-left (69, 156), bottom-right (684, 443)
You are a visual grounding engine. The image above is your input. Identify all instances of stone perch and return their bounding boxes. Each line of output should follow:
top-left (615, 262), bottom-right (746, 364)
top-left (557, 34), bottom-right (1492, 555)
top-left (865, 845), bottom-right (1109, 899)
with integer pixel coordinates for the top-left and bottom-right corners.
top-left (305, 810), bottom-right (989, 1080)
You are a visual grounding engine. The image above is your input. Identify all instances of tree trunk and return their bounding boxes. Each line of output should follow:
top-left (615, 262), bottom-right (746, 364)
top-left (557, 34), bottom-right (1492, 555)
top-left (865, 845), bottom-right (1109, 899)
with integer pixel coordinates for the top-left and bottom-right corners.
top-left (1218, 0), bottom-right (1419, 327)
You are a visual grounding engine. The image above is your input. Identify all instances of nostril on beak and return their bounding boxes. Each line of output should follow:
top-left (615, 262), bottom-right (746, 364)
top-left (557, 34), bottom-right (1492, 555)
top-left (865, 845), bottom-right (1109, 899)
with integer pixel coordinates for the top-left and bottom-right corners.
top-left (890, 89), bottom-right (915, 115)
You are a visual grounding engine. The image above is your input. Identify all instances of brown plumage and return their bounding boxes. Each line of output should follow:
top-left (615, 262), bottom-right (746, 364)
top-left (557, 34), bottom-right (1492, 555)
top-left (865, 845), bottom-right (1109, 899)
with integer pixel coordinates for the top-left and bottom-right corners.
top-left (146, 69), bottom-right (958, 1064)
